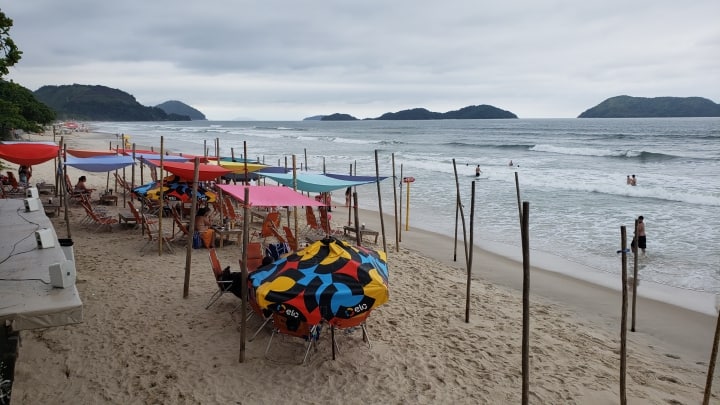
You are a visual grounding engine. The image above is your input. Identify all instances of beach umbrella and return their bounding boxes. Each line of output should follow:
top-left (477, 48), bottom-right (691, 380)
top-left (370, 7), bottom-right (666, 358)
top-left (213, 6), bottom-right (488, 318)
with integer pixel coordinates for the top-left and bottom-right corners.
top-left (249, 237), bottom-right (389, 326)
top-left (133, 178), bottom-right (216, 202)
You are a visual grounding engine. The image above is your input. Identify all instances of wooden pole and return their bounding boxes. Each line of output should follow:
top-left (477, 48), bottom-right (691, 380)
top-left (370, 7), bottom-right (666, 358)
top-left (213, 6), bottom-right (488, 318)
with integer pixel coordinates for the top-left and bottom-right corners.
top-left (521, 201), bottom-right (530, 405)
top-left (620, 226), bottom-right (628, 405)
top-left (61, 141), bottom-right (71, 239)
top-left (243, 141), bottom-right (248, 185)
top-left (131, 144), bottom-right (136, 201)
top-left (452, 159), bottom-right (469, 267)
top-left (631, 218), bottom-right (639, 332)
top-left (374, 150), bottom-right (387, 252)
top-left (465, 181), bottom-right (475, 323)
top-left (183, 157), bottom-right (201, 298)
top-left (703, 298), bottom-right (720, 405)
top-left (239, 187), bottom-right (251, 362)
top-left (515, 172), bottom-right (522, 223)
top-left (158, 137), bottom-right (165, 255)
top-left (292, 155), bottom-right (299, 240)
top-left (304, 148), bottom-right (308, 171)
top-left (398, 164), bottom-right (403, 242)
top-left (353, 193), bottom-right (361, 246)
top-left (391, 154), bottom-right (399, 252)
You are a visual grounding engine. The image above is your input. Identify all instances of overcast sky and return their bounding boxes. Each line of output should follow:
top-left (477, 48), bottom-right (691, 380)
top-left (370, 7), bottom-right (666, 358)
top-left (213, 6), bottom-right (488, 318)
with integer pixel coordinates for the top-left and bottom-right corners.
top-left (3, 1), bottom-right (719, 120)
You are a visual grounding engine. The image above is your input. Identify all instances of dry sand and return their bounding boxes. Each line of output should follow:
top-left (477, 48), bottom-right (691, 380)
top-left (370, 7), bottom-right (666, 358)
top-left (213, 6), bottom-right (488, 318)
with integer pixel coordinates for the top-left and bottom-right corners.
top-left (6, 130), bottom-right (719, 404)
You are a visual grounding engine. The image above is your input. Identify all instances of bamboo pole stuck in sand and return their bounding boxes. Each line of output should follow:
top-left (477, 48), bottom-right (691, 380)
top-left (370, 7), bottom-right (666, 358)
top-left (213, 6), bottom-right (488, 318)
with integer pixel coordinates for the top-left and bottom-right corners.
top-left (239, 186), bottom-right (250, 363)
top-left (183, 157), bottom-right (201, 299)
top-left (515, 172), bottom-right (522, 223)
top-left (374, 150), bottom-right (387, 253)
top-left (632, 218), bottom-right (639, 332)
top-left (398, 164), bottom-right (403, 242)
top-left (521, 201), bottom-right (530, 405)
top-left (452, 159), bottom-right (469, 268)
top-left (620, 225), bottom-right (628, 405)
top-left (465, 181), bottom-right (475, 323)
top-left (391, 154), bottom-right (399, 252)
top-left (703, 296), bottom-right (720, 405)
top-left (158, 137), bottom-right (164, 255)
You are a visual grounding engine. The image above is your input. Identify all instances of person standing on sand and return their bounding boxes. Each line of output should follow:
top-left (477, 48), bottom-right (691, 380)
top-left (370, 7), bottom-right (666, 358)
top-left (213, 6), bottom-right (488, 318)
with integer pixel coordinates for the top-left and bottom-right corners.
top-left (636, 215), bottom-right (646, 257)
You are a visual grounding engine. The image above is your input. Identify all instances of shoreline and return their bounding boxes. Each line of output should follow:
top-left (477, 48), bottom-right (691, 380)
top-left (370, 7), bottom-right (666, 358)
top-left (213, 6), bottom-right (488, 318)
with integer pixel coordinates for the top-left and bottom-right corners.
top-left (353, 206), bottom-right (717, 363)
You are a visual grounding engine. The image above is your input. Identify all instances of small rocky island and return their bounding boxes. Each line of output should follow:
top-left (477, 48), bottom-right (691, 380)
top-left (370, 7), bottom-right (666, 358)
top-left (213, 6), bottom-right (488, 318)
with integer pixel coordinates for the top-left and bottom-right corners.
top-left (579, 95), bottom-right (720, 118)
top-left (305, 104), bottom-right (518, 121)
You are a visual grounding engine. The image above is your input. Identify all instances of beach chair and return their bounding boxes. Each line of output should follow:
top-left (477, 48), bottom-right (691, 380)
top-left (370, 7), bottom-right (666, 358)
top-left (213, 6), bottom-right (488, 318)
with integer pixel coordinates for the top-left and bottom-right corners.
top-left (205, 247), bottom-right (237, 310)
top-left (128, 201), bottom-right (158, 232)
top-left (170, 207), bottom-right (190, 243)
top-left (301, 206), bottom-right (323, 240)
top-left (264, 311), bottom-right (321, 365)
top-left (329, 311), bottom-right (372, 355)
top-left (253, 211), bottom-right (281, 241)
top-left (79, 198), bottom-right (118, 232)
top-left (139, 214), bottom-right (175, 255)
top-left (244, 241), bottom-right (265, 272)
top-left (318, 206), bottom-right (343, 236)
top-left (283, 226), bottom-right (298, 251)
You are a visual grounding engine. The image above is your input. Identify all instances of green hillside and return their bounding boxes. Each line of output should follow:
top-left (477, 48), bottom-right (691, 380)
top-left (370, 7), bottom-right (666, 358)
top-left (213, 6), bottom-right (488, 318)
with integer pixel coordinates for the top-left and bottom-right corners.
top-left (33, 84), bottom-right (191, 121)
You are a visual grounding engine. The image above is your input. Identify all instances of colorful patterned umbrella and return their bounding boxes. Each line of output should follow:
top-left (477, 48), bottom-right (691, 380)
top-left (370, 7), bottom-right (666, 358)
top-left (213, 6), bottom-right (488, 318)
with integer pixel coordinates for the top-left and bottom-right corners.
top-left (132, 176), bottom-right (217, 202)
top-left (249, 237), bottom-right (389, 325)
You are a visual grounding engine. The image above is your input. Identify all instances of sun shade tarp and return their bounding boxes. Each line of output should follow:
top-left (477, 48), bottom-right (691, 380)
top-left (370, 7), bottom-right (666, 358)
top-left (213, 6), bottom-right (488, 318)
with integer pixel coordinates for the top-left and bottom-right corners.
top-left (0, 142), bottom-right (59, 165)
top-left (66, 149), bottom-right (117, 158)
top-left (259, 172), bottom-right (382, 193)
top-left (215, 160), bottom-right (268, 173)
top-left (65, 155), bottom-right (135, 172)
top-left (135, 153), bottom-right (190, 162)
top-left (217, 184), bottom-right (324, 207)
top-left (144, 159), bottom-right (232, 181)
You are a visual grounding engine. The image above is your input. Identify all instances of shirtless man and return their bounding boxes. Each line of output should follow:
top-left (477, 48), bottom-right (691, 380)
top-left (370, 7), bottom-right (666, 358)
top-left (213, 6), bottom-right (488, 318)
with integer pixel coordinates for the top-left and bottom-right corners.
top-left (636, 216), bottom-right (646, 257)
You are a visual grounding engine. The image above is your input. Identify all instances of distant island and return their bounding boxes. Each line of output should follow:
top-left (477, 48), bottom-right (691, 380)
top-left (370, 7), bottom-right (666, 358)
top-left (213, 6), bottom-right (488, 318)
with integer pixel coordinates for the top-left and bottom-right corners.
top-left (304, 104), bottom-right (518, 121)
top-left (155, 100), bottom-right (206, 120)
top-left (33, 84), bottom-right (201, 121)
top-left (579, 96), bottom-right (720, 118)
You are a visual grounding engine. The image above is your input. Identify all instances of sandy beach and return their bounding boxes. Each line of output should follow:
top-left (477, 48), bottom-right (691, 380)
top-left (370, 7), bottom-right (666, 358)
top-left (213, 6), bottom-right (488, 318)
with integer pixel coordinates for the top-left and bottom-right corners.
top-left (5, 130), bottom-right (719, 404)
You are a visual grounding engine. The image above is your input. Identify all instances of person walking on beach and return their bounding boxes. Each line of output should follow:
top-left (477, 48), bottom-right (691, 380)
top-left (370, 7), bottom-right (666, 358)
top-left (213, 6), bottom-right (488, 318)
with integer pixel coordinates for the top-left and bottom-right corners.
top-left (18, 165), bottom-right (32, 185)
top-left (636, 215), bottom-right (646, 257)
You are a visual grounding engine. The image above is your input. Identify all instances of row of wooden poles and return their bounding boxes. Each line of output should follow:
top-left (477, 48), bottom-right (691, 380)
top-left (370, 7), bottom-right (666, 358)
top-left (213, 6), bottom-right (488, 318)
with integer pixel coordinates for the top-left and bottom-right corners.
top-left (51, 135), bottom-right (718, 402)
top-left (449, 159), bottom-right (719, 404)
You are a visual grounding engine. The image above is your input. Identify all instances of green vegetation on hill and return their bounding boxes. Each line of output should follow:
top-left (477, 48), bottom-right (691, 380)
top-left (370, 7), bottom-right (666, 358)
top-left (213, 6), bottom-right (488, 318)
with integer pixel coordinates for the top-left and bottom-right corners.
top-left (376, 104), bottom-right (517, 120)
top-left (579, 96), bottom-right (720, 118)
top-left (33, 84), bottom-right (192, 121)
top-left (155, 100), bottom-right (206, 120)
top-left (321, 113), bottom-right (358, 121)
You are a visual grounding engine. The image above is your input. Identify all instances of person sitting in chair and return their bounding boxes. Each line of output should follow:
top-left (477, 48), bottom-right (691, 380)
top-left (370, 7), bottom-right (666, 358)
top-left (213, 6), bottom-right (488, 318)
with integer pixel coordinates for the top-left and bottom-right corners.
top-left (195, 207), bottom-right (215, 248)
top-left (75, 175), bottom-right (95, 195)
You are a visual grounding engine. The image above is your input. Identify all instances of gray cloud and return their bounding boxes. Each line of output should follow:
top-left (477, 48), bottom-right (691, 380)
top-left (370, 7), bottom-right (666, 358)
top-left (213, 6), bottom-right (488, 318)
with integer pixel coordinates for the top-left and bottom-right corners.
top-left (4, 0), bottom-right (719, 120)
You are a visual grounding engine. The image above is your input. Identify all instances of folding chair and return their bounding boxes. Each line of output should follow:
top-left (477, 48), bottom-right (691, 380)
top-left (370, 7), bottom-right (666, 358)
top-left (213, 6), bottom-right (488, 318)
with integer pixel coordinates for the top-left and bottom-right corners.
top-left (329, 311), bottom-right (373, 355)
top-left (283, 226), bottom-right (299, 251)
top-left (139, 214), bottom-right (175, 255)
top-left (264, 311), bottom-right (321, 365)
top-left (318, 206), bottom-right (343, 236)
top-left (205, 248), bottom-right (236, 309)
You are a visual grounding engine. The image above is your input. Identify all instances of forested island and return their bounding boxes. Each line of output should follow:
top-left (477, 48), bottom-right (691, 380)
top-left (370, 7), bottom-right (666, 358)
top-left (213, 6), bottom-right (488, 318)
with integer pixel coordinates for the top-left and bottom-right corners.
top-left (305, 104), bottom-right (518, 121)
top-left (579, 96), bottom-right (720, 118)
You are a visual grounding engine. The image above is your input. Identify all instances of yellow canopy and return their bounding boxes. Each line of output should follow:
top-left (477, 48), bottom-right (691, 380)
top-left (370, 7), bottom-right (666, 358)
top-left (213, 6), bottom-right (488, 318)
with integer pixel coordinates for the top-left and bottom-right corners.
top-left (216, 161), bottom-right (267, 173)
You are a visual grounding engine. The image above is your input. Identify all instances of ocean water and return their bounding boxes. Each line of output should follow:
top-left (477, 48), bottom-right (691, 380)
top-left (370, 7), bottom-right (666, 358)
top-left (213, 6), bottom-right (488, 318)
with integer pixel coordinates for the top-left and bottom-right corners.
top-left (91, 118), bottom-right (720, 297)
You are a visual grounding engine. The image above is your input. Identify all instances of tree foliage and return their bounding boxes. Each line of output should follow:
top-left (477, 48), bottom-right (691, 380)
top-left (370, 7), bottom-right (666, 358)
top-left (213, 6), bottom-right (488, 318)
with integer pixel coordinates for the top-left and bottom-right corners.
top-left (0, 11), bottom-right (56, 139)
top-left (0, 10), bottom-right (22, 77)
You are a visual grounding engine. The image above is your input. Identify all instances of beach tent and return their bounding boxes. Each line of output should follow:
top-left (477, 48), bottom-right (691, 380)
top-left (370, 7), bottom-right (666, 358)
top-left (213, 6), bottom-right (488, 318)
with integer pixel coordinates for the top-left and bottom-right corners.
top-left (0, 142), bottom-right (59, 166)
top-left (259, 172), bottom-right (385, 193)
top-left (143, 159), bottom-right (231, 182)
top-left (216, 184), bottom-right (324, 207)
top-left (65, 155), bottom-right (135, 172)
